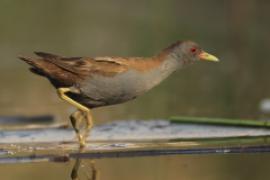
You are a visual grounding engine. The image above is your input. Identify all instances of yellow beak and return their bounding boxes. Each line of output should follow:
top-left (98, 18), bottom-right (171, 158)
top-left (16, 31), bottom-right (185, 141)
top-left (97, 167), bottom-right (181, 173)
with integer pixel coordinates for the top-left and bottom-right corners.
top-left (199, 51), bottom-right (219, 62)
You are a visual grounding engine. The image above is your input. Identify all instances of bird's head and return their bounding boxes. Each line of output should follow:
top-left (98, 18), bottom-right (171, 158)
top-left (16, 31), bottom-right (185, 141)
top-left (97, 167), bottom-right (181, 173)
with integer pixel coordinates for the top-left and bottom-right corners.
top-left (162, 40), bottom-right (219, 64)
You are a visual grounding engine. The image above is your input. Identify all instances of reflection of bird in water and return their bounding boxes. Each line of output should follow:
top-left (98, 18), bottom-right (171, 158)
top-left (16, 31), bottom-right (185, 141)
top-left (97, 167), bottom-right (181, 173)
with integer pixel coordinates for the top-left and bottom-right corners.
top-left (19, 41), bottom-right (218, 146)
top-left (71, 159), bottom-right (99, 180)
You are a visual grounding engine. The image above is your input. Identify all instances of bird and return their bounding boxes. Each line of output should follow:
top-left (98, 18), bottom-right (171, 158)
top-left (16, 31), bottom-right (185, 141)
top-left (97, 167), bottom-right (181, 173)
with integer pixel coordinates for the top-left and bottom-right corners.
top-left (19, 40), bottom-right (219, 146)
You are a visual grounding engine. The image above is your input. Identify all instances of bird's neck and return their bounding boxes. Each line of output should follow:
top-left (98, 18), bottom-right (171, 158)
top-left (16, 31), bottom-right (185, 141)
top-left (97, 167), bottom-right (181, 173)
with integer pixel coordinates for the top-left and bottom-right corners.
top-left (155, 51), bottom-right (187, 77)
top-left (142, 54), bottom-right (185, 90)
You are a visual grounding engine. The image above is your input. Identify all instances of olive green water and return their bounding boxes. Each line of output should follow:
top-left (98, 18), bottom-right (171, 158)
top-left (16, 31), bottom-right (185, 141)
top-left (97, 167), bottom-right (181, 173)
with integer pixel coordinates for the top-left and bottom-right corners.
top-left (1, 1), bottom-right (270, 179)
top-left (1, 153), bottom-right (269, 180)
top-left (0, 137), bottom-right (270, 180)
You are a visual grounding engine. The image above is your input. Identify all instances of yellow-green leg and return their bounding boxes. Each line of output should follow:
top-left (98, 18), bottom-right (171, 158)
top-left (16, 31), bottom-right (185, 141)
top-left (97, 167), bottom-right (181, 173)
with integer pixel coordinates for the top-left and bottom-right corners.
top-left (57, 88), bottom-right (89, 112)
top-left (82, 110), bottom-right (93, 139)
top-left (57, 87), bottom-right (94, 146)
top-left (70, 110), bottom-right (85, 146)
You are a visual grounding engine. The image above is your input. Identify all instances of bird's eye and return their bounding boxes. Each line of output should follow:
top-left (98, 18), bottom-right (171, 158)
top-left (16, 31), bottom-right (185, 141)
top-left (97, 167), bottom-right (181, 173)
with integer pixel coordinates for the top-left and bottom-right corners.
top-left (190, 47), bottom-right (197, 53)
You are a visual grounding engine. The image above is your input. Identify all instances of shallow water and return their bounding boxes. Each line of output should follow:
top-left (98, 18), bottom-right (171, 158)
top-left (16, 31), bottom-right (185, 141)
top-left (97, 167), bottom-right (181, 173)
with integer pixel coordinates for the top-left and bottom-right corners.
top-left (1, 120), bottom-right (270, 180)
top-left (2, 153), bottom-right (270, 180)
top-left (1, 138), bottom-right (270, 180)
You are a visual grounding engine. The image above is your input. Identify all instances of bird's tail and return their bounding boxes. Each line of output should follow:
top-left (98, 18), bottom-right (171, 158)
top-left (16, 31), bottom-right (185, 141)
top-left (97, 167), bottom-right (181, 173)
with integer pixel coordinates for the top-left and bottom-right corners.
top-left (18, 55), bottom-right (36, 66)
top-left (18, 55), bottom-right (48, 76)
top-left (18, 53), bottom-right (77, 88)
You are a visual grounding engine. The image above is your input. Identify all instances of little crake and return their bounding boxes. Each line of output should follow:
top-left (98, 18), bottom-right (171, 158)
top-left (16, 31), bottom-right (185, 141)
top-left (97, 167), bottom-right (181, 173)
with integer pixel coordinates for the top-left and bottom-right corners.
top-left (19, 40), bottom-right (219, 146)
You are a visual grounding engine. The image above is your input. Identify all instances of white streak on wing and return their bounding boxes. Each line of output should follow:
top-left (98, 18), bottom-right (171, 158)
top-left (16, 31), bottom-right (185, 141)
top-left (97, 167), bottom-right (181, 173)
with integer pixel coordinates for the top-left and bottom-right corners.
top-left (94, 57), bottom-right (125, 65)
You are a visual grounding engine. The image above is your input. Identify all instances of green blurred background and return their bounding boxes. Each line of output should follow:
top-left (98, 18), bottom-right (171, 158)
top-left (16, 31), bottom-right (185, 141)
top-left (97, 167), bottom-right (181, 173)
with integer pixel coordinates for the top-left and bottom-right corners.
top-left (1, 0), bottom-right (270, 124)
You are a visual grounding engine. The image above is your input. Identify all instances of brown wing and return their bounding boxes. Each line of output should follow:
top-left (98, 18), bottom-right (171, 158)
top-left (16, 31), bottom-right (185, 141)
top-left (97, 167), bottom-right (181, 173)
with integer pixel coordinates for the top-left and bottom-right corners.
top-left (92, 56), bottom-right (163, 72)
top-left (19, 52), bottom-right (130, 87)
top-left (80, 56), bottom-right (130, 77)
top-left (36, 52), bottom-right (132, 76)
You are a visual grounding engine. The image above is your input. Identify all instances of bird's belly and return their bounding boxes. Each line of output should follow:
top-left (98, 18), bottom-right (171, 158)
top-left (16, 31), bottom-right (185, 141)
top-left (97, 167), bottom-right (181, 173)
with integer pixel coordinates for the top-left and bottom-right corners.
top-left (80, 71), bottom-right (153, 105)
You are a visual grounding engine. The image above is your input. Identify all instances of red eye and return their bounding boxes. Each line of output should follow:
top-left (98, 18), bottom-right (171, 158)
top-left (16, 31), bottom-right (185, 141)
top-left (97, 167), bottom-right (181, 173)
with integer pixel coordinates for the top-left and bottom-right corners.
top-left (190, 47), bottom-right (197, 53)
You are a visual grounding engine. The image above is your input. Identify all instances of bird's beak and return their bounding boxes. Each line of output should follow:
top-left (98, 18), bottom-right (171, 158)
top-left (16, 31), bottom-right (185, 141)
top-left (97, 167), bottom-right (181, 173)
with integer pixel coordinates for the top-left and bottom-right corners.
top-left (198, 51), bottom-right (219, 62)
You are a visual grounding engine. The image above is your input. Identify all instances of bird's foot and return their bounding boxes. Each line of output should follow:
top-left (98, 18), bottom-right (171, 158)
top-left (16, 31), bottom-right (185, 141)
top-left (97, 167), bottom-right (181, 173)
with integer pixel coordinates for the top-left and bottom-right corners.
top-left (70, 109), bottom-right (93, 147)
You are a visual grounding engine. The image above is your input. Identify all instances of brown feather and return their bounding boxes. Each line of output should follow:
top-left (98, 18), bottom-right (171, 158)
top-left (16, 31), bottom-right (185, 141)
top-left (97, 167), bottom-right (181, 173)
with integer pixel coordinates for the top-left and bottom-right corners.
top-left (18, 48), bottom-right (169, 87)
top-left (18, 55), bottom-right (83, 87)
top-left (91, 56), bottom-right (165, 73)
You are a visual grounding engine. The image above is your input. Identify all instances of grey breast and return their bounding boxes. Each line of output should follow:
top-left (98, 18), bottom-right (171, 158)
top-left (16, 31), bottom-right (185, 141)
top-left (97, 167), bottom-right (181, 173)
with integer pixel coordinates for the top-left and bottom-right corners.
top-left (79, 69), bottom-right (166, 106)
